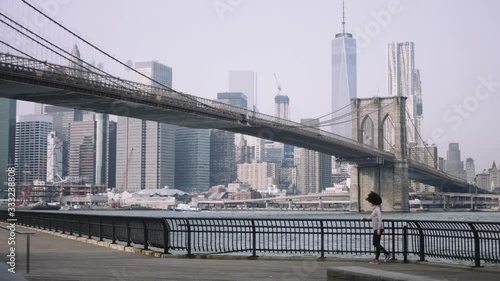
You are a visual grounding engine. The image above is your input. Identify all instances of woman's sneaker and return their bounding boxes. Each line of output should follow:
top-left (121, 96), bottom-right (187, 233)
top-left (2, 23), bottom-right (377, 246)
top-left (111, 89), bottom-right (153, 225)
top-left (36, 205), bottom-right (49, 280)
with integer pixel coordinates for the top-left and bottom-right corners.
top-left (384, 254), bottom-right (391, 262)
top-left (369, 260), bottom-right (379, 265)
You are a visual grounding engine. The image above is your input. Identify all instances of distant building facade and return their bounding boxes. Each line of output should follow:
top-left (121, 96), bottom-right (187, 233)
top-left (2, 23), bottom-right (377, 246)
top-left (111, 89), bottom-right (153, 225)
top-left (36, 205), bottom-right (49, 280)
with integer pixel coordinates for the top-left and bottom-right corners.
top-left (0, 98), bottom-right (16, 190)
top-left (15, 115), bottom-right (53, 184)
top-left (237, 162), bottom-right (277, 190)
top-left (294, 119), bottom-right (332, 194)
top-left (116, 60), bottom-right (176, 192)
top-left (465, 158), bottom-right (476, 184)
top-left (387, 42), bottom-right (422, 145)
top-left (210, 130), bottom-right (236, 187)
top-left (175, 127), bottom-right (210, 193)
top-left (444, 143), bottom-right (466, 180)
top-left (228, 71), bottom-right (256, 111)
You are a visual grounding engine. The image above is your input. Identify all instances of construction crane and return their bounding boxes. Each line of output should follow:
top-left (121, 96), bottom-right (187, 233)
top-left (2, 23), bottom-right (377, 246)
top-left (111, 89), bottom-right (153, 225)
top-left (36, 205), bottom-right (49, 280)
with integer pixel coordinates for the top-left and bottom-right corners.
top-left (274, 73), bottom-right (282, 95)
top-left (110, 147), bottom-right (134, 208)
top-left (55, 173), bottom-right (69, 205)
top-left (120, 147), bottom-right (134, 192)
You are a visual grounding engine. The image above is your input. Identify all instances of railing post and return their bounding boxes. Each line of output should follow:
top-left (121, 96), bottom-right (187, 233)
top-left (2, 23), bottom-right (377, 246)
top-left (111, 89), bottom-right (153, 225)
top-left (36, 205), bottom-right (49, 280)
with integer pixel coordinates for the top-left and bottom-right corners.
top-left (87, 217), bottom-right (92, 239)
top-left (48, 215), bottom-right (51, 231)
top-left (160, 220), bottom-right (169, 254)
top-left (251, 220), bottom-right (257, 257)
top-left (391, 221), bottom-right (396, 259)
top-left (469, 223), bottom-right (481, 267)
top-left (53, 215), bottom-right (57, 232)
top-left (99, 218), bottom-right (103, 241)
top-left (78, 217), bottom-right (82, 237)
top-left (320, 220), bottom-right (325, 258)
top-left (26, 234), bottom-right (31, 274)
top-left (143, 220), bottom-right (149, 250)
top-left (61, 216), bottom-right (65, 234)
top-left (126, 220), bottom-right (131, 247)
top-left (415, 222), bottom-right (425, 261)
top-left (111, 219), bottom-right (116, 244)
top-left (69, 216), bottom-right (73, 236)
top-left (403, 225), bottom-right (408, 263)
top-left (186, 219), bottom-right (192, 256)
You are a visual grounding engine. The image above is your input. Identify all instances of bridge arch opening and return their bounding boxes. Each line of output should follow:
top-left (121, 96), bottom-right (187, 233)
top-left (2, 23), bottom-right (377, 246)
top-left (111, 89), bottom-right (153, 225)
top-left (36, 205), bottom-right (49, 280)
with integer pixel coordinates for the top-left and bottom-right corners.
top-left (361, 115), bottom-right (374, 147)
top-left (382, 114), bottom-right (395, 152)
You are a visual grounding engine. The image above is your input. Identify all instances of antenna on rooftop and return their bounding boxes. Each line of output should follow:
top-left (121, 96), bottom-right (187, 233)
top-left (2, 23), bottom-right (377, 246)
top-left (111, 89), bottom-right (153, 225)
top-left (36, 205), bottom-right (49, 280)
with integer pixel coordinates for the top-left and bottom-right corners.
top-left (342, 0), bottom-right (346, 34)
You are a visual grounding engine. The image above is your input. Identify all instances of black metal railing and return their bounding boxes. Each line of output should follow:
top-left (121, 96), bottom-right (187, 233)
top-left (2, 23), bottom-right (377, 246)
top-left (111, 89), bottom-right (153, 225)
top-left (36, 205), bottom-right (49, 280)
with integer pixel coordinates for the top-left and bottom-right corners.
top-left (2, 211), bottom-right (499, 267)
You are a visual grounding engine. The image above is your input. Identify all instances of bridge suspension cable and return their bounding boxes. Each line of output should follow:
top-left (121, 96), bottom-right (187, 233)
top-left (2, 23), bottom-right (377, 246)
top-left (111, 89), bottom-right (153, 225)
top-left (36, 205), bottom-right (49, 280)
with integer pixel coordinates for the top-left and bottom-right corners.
top-left (404, 108), bottom-right (439, 169)
top-left (1, 0), bottom-right (224, 115)
top-left (292, 100), bottom-right (397, 129)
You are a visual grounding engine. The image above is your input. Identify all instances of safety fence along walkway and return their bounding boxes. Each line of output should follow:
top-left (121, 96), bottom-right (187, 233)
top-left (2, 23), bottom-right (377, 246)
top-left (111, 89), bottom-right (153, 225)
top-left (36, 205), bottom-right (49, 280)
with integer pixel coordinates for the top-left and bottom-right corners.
top-left (2, 211), bottom-right (499, 267)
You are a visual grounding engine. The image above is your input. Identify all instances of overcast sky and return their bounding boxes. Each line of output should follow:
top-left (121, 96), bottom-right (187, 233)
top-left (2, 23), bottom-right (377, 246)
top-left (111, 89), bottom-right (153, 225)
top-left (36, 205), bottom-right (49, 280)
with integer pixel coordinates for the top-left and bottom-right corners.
top-left (15, 0), bottom-right (500, 172)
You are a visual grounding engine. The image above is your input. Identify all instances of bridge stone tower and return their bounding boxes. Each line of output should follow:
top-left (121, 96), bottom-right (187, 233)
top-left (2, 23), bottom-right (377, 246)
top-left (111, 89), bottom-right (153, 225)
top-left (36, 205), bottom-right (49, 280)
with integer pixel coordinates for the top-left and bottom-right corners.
top-left (350, 97), bottom-right (409, 212)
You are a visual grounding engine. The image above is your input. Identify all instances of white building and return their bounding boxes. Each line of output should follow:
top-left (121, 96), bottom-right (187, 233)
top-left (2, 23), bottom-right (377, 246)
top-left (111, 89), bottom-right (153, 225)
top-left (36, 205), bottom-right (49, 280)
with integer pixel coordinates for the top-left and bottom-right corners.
top-left (46, 131), bottom-right (63, 183)
top-left (387, 42), bottom-right (422, 145)
top-left (237, 162), bottom-right (277, 190)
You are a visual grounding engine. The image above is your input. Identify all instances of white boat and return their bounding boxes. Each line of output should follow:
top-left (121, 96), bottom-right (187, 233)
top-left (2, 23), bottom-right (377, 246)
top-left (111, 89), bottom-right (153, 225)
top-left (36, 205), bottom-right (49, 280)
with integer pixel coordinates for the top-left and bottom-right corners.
top-left (173, 203), bottom-right (200, 212)
top-left (173, 204), bottom-right (200, 212)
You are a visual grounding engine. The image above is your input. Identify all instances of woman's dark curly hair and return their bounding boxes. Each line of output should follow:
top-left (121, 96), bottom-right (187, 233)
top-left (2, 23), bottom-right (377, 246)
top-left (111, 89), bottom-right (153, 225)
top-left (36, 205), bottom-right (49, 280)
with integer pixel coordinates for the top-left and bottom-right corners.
top-left (365, 191), bottom-right (382, 206)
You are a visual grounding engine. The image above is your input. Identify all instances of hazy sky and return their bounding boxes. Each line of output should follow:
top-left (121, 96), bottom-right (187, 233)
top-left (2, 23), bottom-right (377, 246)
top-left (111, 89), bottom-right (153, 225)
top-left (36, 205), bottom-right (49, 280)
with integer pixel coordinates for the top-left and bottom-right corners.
top-left (15, 0), bottom-right (500, 172)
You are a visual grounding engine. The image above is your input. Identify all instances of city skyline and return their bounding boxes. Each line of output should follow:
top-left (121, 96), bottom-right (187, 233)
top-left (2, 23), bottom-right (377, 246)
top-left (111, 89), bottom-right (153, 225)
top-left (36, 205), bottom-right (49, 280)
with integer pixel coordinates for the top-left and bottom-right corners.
top-left (13, 0), bottom-right (500, 171)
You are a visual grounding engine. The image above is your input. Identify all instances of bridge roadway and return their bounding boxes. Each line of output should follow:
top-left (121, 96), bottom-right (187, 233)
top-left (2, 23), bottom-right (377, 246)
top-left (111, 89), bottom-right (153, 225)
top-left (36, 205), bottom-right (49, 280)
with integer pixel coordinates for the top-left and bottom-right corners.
top-left (0, 53), bottom-right (483, 193)
top-left (1, 223), bottom-right (499, 281)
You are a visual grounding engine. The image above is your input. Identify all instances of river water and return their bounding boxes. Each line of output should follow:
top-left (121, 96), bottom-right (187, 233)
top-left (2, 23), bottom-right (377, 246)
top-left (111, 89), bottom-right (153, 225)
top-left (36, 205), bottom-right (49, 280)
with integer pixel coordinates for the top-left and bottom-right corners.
top-left (55, 209), bottom-right (500, 221)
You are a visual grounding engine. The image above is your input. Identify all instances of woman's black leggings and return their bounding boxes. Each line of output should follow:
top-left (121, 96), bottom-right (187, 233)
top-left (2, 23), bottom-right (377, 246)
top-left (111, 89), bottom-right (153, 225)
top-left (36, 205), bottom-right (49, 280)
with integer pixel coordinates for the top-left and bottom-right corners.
top-left (372, 229), bottom-right (389, 259)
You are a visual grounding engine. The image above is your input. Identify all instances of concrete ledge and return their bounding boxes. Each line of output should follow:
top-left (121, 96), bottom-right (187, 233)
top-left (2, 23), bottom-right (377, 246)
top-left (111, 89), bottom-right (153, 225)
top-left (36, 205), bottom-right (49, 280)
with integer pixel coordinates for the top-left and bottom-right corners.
top-left (327, 266), bottom-right (442, 281)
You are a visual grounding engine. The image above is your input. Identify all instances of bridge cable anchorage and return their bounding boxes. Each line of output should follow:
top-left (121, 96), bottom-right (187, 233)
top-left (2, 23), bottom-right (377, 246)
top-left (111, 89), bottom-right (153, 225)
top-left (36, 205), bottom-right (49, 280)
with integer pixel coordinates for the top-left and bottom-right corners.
top-left (18, 0), bottom-right (226, 115)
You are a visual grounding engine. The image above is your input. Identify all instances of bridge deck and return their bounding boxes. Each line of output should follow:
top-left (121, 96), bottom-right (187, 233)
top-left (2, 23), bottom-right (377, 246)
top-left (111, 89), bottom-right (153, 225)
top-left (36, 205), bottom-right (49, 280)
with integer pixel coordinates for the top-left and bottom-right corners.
top-left (1, 224), bottom-right (499, 281)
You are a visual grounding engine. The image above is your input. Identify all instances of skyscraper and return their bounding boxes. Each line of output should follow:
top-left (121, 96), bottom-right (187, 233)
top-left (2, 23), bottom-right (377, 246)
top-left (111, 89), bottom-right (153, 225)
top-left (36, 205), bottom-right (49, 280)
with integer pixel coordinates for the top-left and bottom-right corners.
top-left (295, 119), bottom-right (332, 194)
top-left (216, 92), bottom-right (248, 109)
top-left (414, 69), bottom-right (424, 141)
top-left (107, 121), bottom-right (117, 189)
top-left (116, 60), bottom-right (176, 192)
top-left (0, 98), bottom-right (16, 190)
top-left (210, 130), bottom-right (236, 187)
top-left (175, 127), bottom-right (210, 193)
top-left (44, 105), bottom-right (83, 177)
top-left (68, 121), bottom-right (96, 184)
top-left (445, 143), bottom-right (466, 180)
top-left (465, 158), bottom-right (476, 184)
top-left (209, 92), bottom-right (242, 187)
top-left (275, 95), bottom-right (290, 120)
top-left (387, 41), bottom-right (422, 144)
top-left (15, 115), bottom-right (53, 184)
top-left (331, 3), bottom-right (356, 138)
top-left (228, 71), bottom-right (257, 111)
top-left (94, 113), bottom-right (108, 185)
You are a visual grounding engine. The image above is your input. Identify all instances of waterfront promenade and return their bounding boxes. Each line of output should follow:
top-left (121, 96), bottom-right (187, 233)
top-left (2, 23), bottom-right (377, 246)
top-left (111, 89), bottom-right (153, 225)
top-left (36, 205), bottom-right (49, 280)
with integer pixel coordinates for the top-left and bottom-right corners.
top-left (1, 224), bottom-right (499, 281)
